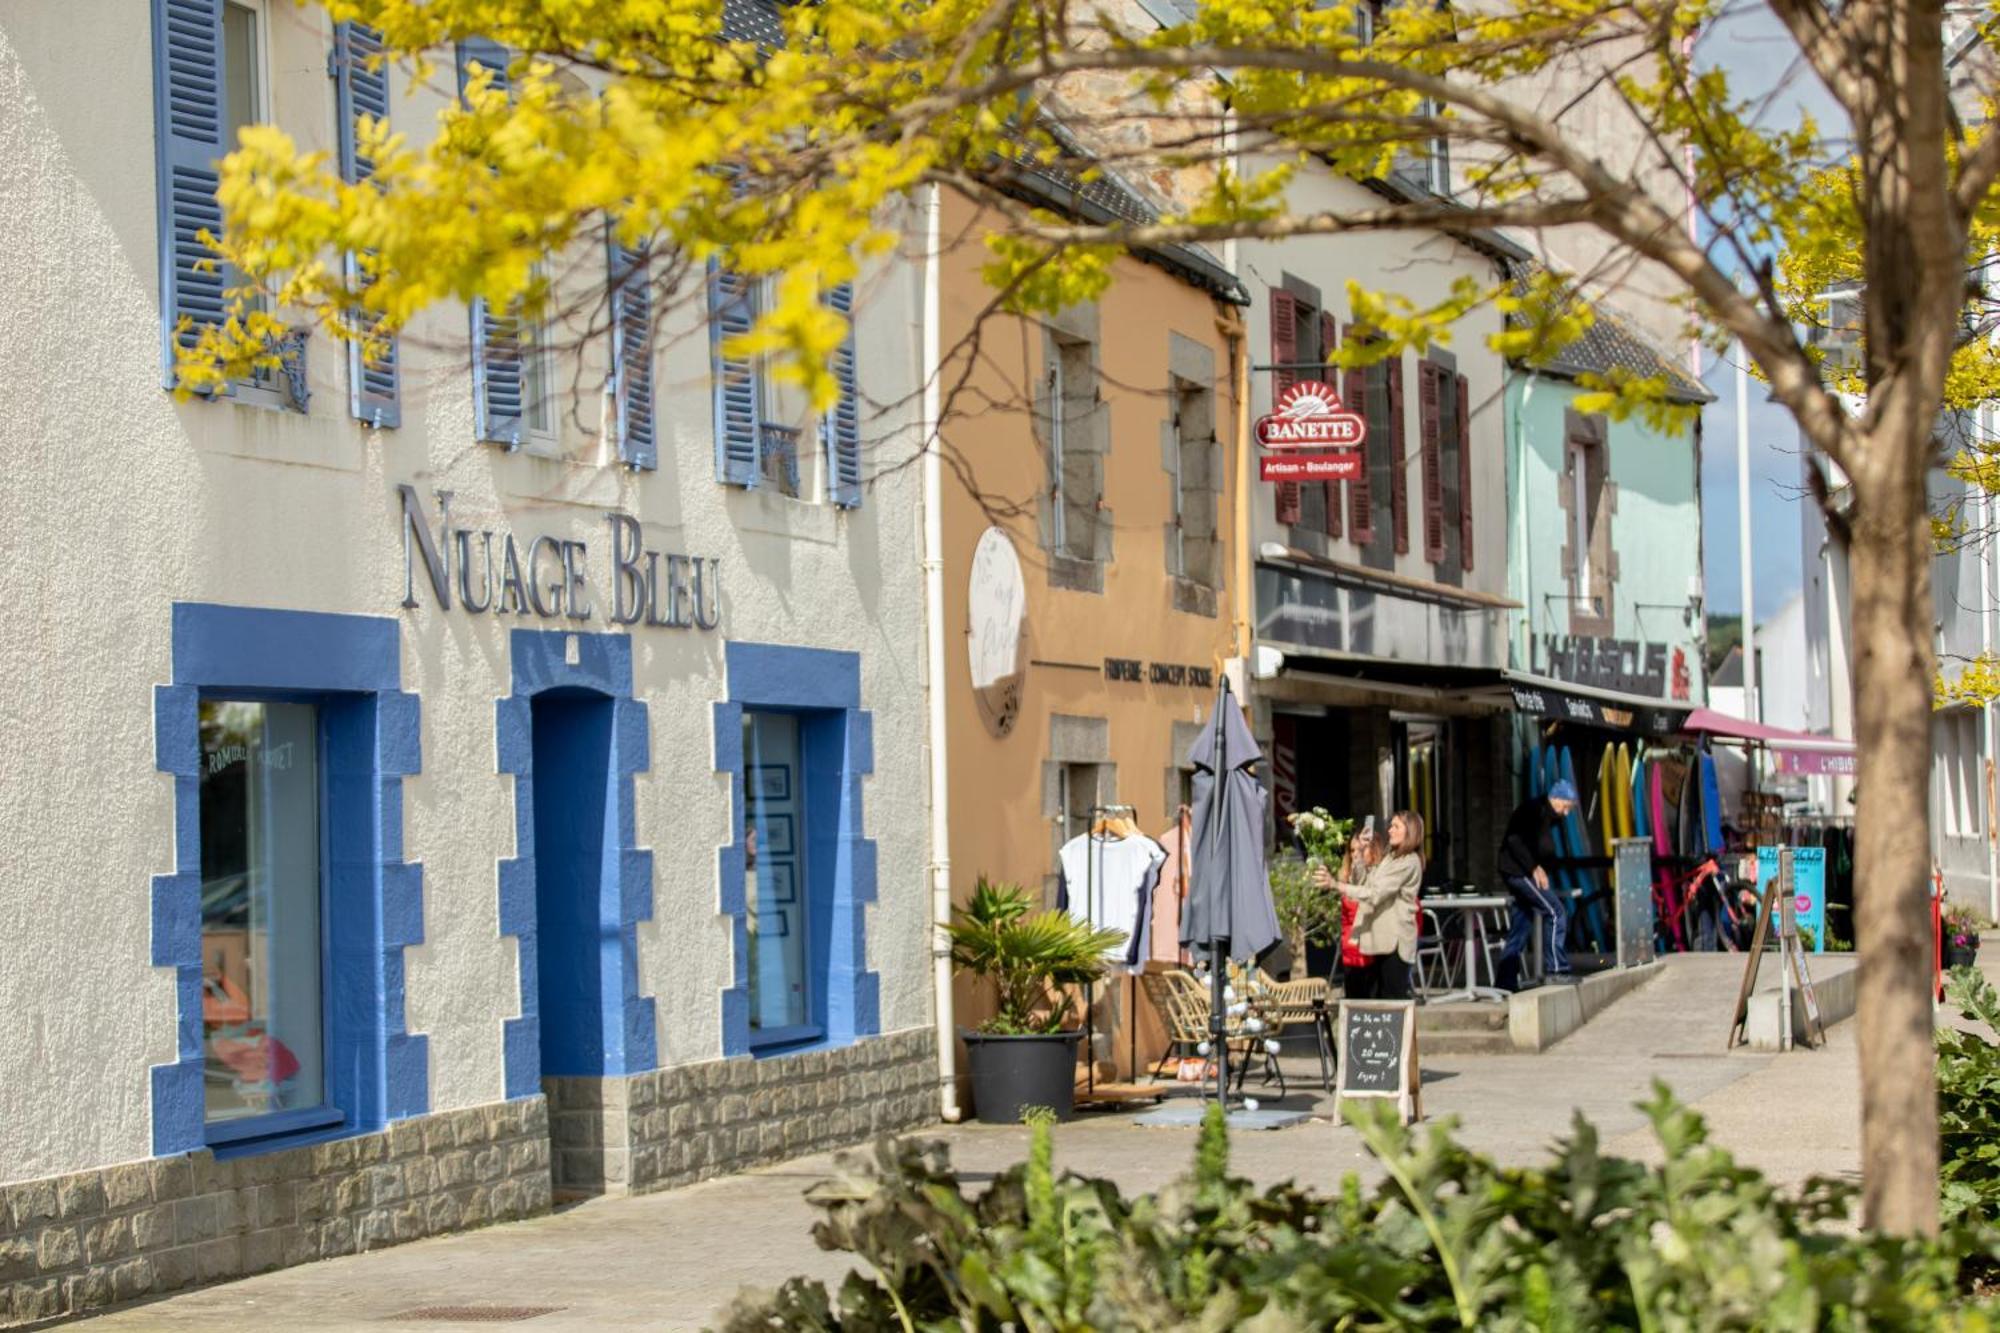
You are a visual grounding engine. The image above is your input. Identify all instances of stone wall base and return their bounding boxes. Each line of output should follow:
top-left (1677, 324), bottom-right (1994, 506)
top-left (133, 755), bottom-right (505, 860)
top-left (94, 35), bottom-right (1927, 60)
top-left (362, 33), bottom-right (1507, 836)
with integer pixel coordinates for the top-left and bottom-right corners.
top-left (547, 1027), bottom-right (937, 1197)
top-left (0, 1098), bottom-right (552, 1328)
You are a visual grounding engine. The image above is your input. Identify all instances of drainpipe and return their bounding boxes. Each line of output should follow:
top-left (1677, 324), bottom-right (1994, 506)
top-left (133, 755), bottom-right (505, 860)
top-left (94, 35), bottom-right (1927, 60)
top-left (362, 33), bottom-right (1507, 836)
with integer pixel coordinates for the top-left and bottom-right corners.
top-left (919, 183), bottom-right (961, 1122)
top-left (1219, 308), bottom-right (1253, 660)
top-left (1513, 371), bottom-right (1536, 671)
top-left (1984, 410), bottom-right (1999, 921)
top-left (1512, 368), bottom-right (1537, 797)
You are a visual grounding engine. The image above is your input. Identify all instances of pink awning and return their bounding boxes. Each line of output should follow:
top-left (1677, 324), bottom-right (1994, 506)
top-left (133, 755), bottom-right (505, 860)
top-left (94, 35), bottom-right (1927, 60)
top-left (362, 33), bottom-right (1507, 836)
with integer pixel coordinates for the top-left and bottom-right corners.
top-left (1680, 707), bottom-right (1856, 756)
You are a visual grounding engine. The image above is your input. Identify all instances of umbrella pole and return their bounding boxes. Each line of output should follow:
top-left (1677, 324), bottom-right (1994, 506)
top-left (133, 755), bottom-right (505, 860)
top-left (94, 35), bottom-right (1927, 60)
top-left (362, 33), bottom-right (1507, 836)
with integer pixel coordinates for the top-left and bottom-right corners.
top-left (1210, 939), bottom-right (1228, 1106)
top-left (1208, 678), bottom-right (1234, 1109)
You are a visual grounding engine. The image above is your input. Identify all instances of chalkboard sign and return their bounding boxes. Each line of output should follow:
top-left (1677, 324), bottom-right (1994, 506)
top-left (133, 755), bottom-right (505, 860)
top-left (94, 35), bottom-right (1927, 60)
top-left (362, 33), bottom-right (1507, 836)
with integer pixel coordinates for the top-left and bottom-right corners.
top-left (1336, 1000), bottom-right (1419, 1124)
top-left (1612, 838), bottom-right (1655, 969)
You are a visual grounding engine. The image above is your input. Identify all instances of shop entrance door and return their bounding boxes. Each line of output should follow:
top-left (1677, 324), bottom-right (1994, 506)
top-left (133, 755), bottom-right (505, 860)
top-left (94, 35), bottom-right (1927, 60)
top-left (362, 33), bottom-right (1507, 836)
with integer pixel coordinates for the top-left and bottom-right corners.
top-left (530, 688), bottom-right (618, 1076)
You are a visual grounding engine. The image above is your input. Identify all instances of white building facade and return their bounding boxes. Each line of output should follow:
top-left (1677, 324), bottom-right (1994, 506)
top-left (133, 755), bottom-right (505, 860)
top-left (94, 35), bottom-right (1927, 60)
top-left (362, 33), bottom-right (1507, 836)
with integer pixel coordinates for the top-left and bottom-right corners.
top-left (0, 1), bottom-right (935, 1320)
top-left (1241, 164), bottom-right (1524, 892)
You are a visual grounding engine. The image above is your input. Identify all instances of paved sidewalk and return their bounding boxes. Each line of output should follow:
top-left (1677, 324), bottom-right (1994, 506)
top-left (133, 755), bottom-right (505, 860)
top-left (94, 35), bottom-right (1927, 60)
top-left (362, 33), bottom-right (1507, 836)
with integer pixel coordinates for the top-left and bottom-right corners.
top-left (74, 955), bottom-right (1924, 1331)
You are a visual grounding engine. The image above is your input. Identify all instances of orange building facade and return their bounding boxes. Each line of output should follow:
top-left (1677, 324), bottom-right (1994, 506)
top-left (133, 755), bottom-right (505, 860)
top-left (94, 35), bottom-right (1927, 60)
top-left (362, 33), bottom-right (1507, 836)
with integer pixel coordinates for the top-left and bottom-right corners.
top-left (934, 193), bottom-right (1248, 1091)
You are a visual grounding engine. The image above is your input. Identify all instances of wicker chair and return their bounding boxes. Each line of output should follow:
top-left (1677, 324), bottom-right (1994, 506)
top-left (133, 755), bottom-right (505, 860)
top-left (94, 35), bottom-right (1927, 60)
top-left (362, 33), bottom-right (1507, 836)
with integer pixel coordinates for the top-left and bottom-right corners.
top-left (1140, 968), bottom-right (1286, 1096)
top-left (1257, 970), bottom-right (1335, 1092)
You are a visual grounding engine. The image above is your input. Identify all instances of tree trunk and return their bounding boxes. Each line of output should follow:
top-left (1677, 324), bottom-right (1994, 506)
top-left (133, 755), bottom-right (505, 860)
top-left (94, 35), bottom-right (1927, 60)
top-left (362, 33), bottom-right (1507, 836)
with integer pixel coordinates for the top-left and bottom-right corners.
top-left (1845, 444), bottom-right (1941, 1237)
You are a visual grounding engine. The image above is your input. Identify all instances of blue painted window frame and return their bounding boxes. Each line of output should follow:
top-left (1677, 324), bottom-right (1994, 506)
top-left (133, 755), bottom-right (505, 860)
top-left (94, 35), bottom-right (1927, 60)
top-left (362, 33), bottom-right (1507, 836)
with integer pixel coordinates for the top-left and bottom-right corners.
top-left (152, 604), bottom-right (427, 1159)
top-left (715, 642), bottom-right (879, 1058)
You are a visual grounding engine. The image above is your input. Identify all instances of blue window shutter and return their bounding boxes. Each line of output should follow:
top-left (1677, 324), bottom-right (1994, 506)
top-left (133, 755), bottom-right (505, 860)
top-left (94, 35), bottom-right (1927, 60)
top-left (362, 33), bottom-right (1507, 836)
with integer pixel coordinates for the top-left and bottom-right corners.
top-left (821, 282), bottom-right (862, 508)
top-left (709, 261), bottom-right (760, 486)
top-left (458, 40), bottom-right (519, 445)
top-left (150, 0), bottom-right (226, 389)
top-left (607, 238), bottom-right (657, 471)
top-left (470, 299), bottom-right (524, 447)
top-left (455, 38), bottom-right (511, 96)
top-left (332, 21), bottom-right (399, 428)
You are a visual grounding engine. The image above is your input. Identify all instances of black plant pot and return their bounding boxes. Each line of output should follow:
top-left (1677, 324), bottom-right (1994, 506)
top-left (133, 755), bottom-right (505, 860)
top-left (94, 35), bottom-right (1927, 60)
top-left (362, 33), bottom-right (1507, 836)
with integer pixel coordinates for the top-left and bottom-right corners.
top-left (961, 1029), bottom-right (1082, 1125)
top-left (1945, 944), bottom-right (1980, 970)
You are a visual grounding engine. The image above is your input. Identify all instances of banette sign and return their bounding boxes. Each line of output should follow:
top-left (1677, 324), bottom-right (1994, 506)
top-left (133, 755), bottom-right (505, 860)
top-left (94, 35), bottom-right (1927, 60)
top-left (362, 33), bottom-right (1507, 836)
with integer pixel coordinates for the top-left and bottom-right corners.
top-left (1255, 379), bottom-right (1365, 482)
top-left (397, 485), bottom-right (721, 630)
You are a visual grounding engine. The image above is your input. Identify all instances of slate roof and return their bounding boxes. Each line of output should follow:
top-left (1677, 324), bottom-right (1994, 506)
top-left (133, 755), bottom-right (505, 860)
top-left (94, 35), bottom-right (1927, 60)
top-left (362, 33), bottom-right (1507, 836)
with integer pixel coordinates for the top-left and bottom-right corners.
top-left (986, 121), bottom-right (1249, 305)
top-left (1508, 267), bottom-right (1713, 405)
top-left (721, 0), bottom-right (785, 46)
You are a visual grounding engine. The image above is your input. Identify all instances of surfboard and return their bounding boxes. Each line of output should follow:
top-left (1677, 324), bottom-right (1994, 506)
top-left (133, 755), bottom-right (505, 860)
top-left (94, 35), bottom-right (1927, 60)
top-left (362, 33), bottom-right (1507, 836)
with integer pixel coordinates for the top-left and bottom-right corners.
top-left (1597, 745), bottom-right (1617, 852)
top-left (1560, 746), bottom-right (1608, 952)
top-left (1699, 751), bottom-right (1725, 854)
top-left (1631, 752), bottom-right (1650, 840)
top-left (1608, 740), bottom-right (1624, 836)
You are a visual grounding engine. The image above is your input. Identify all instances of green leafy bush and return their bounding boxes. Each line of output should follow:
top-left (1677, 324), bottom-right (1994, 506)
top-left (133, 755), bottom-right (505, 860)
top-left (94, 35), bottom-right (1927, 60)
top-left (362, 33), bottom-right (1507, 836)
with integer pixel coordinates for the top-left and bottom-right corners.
top-left (722, 1090), bottom-right (1997, 1330)
top-left (1942, 967), bottom-right (2000, 1229)
top-left (948, 877), bottom-right (1125, 1035)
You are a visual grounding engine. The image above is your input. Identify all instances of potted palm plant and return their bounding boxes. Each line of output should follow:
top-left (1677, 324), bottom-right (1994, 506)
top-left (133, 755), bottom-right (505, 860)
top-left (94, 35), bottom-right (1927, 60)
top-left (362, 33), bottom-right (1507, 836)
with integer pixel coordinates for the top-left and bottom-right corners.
top-left (950, 878), bottom-right (1124, 1124)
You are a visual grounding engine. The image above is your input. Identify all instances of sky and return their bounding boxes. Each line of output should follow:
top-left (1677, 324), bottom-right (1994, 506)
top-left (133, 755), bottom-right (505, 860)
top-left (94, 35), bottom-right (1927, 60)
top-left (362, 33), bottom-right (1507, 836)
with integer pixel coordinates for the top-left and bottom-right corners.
top-left (1690, 3), bottom-right (1849, 625)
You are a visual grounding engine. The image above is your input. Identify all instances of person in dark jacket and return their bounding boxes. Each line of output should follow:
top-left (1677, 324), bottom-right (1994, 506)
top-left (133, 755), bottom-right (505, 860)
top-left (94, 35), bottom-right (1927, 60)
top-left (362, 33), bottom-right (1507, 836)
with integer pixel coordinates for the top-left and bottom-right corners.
top-left (1496, 779), bottom-right (1578, 989)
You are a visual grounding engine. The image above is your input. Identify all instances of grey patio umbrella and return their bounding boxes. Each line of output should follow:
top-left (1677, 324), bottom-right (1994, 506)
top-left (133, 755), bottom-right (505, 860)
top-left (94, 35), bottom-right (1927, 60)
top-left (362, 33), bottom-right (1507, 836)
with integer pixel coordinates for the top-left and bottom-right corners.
top-left (1181, 676), bottom-right (1277, 1103)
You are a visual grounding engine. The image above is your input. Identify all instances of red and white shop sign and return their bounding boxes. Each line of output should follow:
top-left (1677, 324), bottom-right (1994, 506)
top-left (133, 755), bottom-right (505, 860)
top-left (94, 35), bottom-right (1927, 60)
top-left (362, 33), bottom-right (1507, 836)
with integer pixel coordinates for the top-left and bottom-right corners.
top-left (1254, 379), bottom-right (1367, 451)
top-left (1259, 453), bottom-right (1362, 482)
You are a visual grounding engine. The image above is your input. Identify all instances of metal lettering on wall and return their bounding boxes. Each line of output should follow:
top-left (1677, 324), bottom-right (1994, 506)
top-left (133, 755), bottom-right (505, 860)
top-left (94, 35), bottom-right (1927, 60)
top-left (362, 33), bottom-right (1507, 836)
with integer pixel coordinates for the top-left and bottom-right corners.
top-left (1535, 634), bottom-right (1691, 701)
top-left (397, 485), bottom-right (720, 630)
top-left (1103, 658), bottom-right (1215, 688)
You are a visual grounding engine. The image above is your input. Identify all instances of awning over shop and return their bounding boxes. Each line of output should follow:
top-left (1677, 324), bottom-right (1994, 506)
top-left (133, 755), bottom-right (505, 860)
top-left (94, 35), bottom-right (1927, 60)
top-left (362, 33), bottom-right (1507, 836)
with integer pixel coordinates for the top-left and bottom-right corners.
top-left (1679, 707), bottom-right (1857, 774)
top-left (1502, 671), bottom-right (1688, 736)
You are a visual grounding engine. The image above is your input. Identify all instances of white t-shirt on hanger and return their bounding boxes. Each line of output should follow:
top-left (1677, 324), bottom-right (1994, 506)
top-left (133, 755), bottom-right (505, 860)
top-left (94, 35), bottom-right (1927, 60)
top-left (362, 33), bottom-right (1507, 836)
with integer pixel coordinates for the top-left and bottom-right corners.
top-left (1057, 831), bottom-right (1167, 973)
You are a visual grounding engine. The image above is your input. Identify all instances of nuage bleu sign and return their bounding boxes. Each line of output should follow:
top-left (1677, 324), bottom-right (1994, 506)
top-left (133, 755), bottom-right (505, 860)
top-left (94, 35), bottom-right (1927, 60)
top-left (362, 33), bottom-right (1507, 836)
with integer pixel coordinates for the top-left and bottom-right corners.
top-left (397, 485), bottom-right (720, 629)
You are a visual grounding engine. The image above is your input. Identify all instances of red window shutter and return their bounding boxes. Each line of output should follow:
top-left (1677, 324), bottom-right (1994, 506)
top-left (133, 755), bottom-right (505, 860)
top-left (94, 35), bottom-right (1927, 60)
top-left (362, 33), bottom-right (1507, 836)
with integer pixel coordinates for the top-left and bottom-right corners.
top-left (1456, 372), bottom-right (1474, 571)
top-left (1419, 363), bottom-right (1445, 563)
top-left (1270, 290), bottom-right (1299, 527)
top-left (1321, 311), bottom-right (1342, 538)
top-left (1387, 353), bottom-right (1409, 555)
top-left (1276, 482), bottom-right (1302, 525)
top-left (1345, 360), bottom-right (1372, 542)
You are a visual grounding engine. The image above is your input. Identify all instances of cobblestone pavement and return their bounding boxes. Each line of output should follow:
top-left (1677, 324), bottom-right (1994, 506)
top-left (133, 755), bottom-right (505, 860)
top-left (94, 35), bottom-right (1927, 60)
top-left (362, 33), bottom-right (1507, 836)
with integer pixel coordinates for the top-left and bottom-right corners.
top-left (74, 954), bottom-right (1972, 1331)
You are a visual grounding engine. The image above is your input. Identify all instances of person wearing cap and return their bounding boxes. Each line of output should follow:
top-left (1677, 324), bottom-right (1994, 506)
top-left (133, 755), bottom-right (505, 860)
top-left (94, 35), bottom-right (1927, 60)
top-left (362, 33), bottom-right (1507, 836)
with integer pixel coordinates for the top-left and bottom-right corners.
top-left (1495, 779), bottom-right (1579, 988)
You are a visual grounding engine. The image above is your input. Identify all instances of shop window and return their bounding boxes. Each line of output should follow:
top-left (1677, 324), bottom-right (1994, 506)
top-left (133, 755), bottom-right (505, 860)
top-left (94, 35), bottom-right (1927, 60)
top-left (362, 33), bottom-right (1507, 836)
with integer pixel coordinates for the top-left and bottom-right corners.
top-left (711, 268), bottom-right (828, 501)
top-left (199, 699), bottom-right (331, 1138)
top-left (717, 642), bottom-right (879, 1059)
top-left (744, 710), bottom-right (814, 1046)
top-left (1419, 358), bottom-right (1471, 581)
top-left (1355, 346), bottom-right (1404, 567)
top-left (1267, 285), bottom-right (1340, 536)
top-left (1042, 325), bottom-right (1107, 582)
top-left (153, 604), bottom-right (427, 1160)
top-left (1941, 713), bottom-right (1982, 839)
top-left (1058, 762), bottom-right (1104, 847)
top-left (522, 275), bottom-right (559, 452)
top-left (222, 2), bottom-right (301, 411)
top-left (1170, 378), bottom-right (1221, 591)
top-left (1560, 411), bottom-right (1615, 635)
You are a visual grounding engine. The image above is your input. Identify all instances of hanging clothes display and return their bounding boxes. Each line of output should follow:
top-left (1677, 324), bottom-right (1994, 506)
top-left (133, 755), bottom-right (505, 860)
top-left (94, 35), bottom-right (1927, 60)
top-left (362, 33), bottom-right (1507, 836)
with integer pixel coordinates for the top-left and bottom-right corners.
top-left (1057, 827), bottom-right (1167, 973)
top-left (1149, 810), bottom-right (1193, 964)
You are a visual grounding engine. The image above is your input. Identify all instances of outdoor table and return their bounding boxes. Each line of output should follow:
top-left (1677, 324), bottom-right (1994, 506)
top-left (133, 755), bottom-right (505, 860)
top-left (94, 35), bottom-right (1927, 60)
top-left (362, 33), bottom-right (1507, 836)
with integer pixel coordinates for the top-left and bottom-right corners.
top-left (1421, 895), bottom-right (1512, 1003)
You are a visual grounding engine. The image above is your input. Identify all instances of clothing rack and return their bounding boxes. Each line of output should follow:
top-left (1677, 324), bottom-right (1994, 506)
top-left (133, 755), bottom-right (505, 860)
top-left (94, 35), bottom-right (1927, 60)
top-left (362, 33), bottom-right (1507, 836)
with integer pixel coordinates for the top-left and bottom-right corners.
top-left (1081, 803), bottom-right (1138, 1099)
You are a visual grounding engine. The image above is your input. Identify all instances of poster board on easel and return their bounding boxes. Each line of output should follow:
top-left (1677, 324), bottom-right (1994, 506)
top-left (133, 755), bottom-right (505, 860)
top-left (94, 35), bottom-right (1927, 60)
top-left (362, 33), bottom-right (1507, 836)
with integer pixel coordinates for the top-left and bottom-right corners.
top-left (1726, 848), bottom-right (1824, 1050)
top-left (1336, 999), bottom-right (1420, 1124)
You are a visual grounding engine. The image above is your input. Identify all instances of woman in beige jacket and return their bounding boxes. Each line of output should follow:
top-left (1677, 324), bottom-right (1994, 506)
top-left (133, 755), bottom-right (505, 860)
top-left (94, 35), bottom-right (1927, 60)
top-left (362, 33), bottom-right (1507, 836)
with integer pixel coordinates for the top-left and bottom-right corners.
top-left (1314, 810), bottom-right (1425, 999)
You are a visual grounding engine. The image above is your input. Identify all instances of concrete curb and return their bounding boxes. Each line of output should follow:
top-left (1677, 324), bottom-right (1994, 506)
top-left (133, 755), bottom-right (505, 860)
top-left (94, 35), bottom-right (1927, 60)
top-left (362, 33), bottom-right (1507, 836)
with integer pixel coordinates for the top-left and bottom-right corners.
top-left (1508, 961), bottom-right (1666, 1051)
top-left (1745, 953), bottom-right (1860, 1050)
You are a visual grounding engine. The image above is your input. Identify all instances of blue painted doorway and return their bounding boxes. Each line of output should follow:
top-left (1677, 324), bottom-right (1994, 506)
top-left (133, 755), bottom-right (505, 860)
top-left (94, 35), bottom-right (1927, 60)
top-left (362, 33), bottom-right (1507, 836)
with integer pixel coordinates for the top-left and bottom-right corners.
top-left (530, 688), bottom-right (618, 1077)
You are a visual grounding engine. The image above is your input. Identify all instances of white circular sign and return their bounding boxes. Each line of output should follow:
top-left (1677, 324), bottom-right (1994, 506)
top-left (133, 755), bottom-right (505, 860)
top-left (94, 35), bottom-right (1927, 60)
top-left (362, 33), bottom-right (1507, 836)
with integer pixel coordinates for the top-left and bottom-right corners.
top-left (967, 528), bottom-right (1027, 737)
top-left (967, 528), bottom-right (1026, 689)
